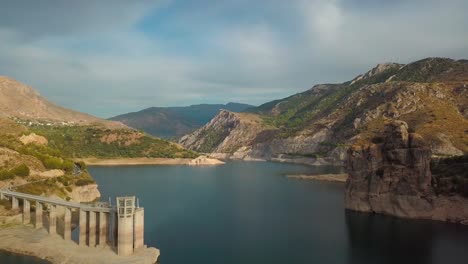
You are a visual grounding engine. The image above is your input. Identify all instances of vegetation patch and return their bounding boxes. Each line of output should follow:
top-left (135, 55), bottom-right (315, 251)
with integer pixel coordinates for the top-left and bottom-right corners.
top-left (28, 125), bottom-right (198, 159)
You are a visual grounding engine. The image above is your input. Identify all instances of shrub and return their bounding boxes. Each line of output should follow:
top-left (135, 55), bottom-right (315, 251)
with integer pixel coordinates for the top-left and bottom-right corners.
top-left (10, 164), bottom-right (30, 177)
top-left (0, 170), bottom-right (14, 180)
top-left (42, 156), bottom-right (63, 170)
top-left (77, 161), bottom-right (87, 170)
top-left (75, 178), bottom-right (95, 186)
top-left (61, 160), bottom-right (75, 173)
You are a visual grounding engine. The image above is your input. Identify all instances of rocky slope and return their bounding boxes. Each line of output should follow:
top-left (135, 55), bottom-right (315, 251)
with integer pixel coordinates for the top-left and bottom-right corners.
top-left (180, 58), bottom-right (468, 164)
top-left (0, 76), bottom-right (197, 159)
top-left (0, 118), bottom-right (100, 202)
top-left (0, 76), bottom-right (122, 128)
top-left (345, 120), bottom-right (468, 224)
top-left (109, 102), bottom-right (253, 139)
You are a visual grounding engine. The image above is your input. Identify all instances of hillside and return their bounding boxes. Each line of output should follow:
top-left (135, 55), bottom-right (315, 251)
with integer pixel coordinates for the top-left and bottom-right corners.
top-left (109, 103), bottom-right (254, 139)
top-left (0, 76), bottom-right (198, 159)
top-left (0, 118), bottom-right (99, 202)
top-left (180, 58), bottom-right (468, 164)
top-left (0, 76), bottom-right (122, 128)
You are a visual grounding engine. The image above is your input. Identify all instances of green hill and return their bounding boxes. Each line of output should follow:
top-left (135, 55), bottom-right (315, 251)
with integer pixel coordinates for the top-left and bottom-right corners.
top-left (109, 102), bottom-right (254, 139)
top-left (180, 58), bottom-right (468, 162)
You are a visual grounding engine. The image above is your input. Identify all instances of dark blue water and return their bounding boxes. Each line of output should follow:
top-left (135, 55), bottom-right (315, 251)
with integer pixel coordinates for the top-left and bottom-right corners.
top-left (88, 161), bottom-right (468, 264)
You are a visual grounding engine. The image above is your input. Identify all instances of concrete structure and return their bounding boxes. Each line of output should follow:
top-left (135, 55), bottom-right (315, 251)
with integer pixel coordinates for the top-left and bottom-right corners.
top-left (35, 201), bottom-right (42, 229)
top-left (117, 196), bottom-right (135, 256)
top-left (64, 207), bottom-right (72, 240)
top-left (99, 212), bottom-right (108, 247)
top-left (79, 209), bottom-right (87, 246)
top-left (134, 208), bottom-right (144, 250)
top-left (49, 204), bottom-right (56, 235)
top-left (89, 211), bottom-right (97, 247)
top-left (0, 189), bottom-right (146, 257)
top-left (22, 199), bottom-right (30, 224)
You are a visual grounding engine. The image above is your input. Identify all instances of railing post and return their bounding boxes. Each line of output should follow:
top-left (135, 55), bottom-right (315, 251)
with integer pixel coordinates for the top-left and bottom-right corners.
top-left (89, 211), bottom-right (97, 247)
top-left (98, 212), bottom-right (108, 247)
top-left (22, 199), bottom-right (30, 224)
top-left (11, 196), bottom-right (18, 210)
top-left (64, 207), bottom-right (72, 240)
top-left (79, 209), bottom-right (87, 246)
top-left (35, 201), bottom-right (42, 229)
top-left (49, 204), bottom-right (56, 235)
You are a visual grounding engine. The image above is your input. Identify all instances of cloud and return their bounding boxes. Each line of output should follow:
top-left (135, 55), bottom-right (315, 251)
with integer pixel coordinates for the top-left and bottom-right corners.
top-left (0, 0), bottom-right (467, 118)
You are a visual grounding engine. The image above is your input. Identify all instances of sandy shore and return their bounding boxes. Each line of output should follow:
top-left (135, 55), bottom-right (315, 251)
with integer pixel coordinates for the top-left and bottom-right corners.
top-left (79, 157), bottom-right (192, 166)
top-left (79, 156), bottom-right (225, 166)
top-left (286, 173), bottom-right (348, 183)
top-left (0, 226), bottom-right (160, 264)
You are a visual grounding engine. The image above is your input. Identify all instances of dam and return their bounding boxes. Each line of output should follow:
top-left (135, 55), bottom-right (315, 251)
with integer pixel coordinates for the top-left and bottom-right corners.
top-left (0, 189), bottom-right (144, 257)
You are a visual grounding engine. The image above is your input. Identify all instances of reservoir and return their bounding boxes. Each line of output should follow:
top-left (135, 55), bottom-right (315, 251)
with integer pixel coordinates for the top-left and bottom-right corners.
top-left (88, 161), bottom-right (468, 264)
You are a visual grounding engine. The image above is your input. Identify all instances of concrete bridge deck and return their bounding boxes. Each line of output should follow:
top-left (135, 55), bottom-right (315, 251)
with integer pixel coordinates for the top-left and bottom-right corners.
top-left (0, 189), bottom-right (113, 212)
top-left (0, 188), bottom-right (145, 256)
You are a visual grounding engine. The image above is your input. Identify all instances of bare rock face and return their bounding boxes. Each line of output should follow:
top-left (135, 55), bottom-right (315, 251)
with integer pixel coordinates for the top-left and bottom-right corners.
top-left (345, 120), bottom-right (468, 224)
top-left (68, 184), bottom-right (101, 203)
top-left (19, 133), bottom-right (48, 146)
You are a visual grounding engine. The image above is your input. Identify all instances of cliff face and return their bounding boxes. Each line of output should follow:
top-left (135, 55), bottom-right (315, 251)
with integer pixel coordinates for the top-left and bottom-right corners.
top-left (180, 58), bottom-right (468, 164)
top-left (345, 120), bottom-right (468, 224)
top-left (109, 103), bottom-right (254, 139)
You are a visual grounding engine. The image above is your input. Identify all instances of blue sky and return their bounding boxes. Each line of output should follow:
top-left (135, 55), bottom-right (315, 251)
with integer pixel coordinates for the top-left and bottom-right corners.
top-left (0, 0), bottom-right (467, 117)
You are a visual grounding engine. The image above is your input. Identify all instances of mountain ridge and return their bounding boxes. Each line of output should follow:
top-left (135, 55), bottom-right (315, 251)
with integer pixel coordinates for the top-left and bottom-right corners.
top-left (109, 102), bottom-right (254, 139)
top-left (180, 57), bottom-right (468, 164)
top-left (0, 76), bottom-right (198, 159)
top-left (0, 76), bottom-right (124, 129)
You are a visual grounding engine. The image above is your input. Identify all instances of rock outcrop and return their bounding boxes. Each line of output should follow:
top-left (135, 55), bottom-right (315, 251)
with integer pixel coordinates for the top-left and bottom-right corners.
top-left (68, 184), bottom-right (101, 203)
top-left (180, 58), bottom-right (468, 165)
top-left (345, 120), bottom-right (468, 224)
top-left (187, 156), bottom-right (225, 166)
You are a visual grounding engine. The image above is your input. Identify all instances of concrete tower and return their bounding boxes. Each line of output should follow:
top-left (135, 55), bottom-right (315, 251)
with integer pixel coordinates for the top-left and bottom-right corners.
top-left (116, 196), bottom-right (136, 256)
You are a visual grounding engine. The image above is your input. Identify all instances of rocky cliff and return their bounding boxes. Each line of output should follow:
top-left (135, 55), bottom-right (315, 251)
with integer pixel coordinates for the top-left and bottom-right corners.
top-left (110, 102), bottom-right (254, 139)
top-left (180, 58), bottom-right (468, 164)
top-left (345, 120), bottom-right (468, 224)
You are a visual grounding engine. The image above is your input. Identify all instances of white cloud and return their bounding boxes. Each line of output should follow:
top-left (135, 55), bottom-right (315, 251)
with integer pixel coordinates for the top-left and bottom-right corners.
top-left (0, 0), bottom-right (467, 117)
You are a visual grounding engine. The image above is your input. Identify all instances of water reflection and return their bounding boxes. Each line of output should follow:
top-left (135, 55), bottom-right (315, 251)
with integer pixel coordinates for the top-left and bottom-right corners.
top-left (346, 210), bottom-right (436, 264)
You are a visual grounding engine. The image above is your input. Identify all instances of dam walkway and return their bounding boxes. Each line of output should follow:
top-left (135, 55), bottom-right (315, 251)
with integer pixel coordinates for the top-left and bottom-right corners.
top-left (0, 188), bottom-right (144, 256)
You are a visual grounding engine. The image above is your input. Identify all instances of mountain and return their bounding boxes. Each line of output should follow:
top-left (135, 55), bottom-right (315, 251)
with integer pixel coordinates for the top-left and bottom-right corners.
top-left (0, 117), bottom-right (100, 201)
top-left (109, 102), bottom-right (254, 139)
top-left (179, 58), bottom-right (468, 164)
top-left (0, 76), bottom-right (197, 159)
top-left (0, 76), bottom-right (121, 128)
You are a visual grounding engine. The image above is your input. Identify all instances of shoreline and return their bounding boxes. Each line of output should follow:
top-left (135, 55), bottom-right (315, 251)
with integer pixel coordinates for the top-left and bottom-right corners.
top-left (286, 173), bottom-right (348, 183)
top-left (79, 156), bottom-right (346, 168)
top-left (79, 157), bottom-right (193, 166)
top-left (0, 224), bottom-right (160, 264)
top-left (80, 156), bottom-right (225, 166)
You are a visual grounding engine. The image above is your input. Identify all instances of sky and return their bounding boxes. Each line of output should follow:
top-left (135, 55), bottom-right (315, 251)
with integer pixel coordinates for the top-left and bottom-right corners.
top-left (0, 0), bottom-right (467, 118)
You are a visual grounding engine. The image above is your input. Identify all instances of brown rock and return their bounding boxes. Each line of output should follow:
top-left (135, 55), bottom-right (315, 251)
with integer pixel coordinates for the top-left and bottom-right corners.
top-left (345, 120), bottom-right (468, 224)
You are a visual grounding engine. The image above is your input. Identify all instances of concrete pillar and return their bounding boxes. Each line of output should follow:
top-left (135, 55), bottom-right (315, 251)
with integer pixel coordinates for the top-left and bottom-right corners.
top-left (89, 211), bottom-right (97, 247)
top-left (79, 210), bottom-right (87, 246)
top-left (35, 202), bottom-right (42, 229)
top-left (22, 199), bottom-right (30, 224)
top-left (64, 207), bottom-right (72, 240)
top-left (98, 212), bottom-right (108, 246)
top-left (113, 212), bottom-right (118, 248)
top-left (49, 205), bottom-right (56, 235)
top-left (11, 197), bottom-right (18, 210)
top-left (133, 208), bottom-right (144, 250)
top-left (117, 216), bottom-right (134, 256)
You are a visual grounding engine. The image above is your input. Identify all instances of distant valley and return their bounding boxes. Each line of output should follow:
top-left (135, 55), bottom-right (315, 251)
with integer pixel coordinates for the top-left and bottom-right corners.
top-left (109, 103), bottom-right (254, 139)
